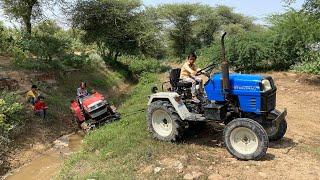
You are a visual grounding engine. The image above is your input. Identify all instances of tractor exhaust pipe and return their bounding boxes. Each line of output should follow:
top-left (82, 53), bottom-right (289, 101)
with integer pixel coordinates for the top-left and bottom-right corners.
top-left (221, 32), bottom-right (230, 94)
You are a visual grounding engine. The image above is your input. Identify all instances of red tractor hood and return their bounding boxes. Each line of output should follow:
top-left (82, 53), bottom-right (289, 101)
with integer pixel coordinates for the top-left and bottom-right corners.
top-left (82, 92), bottom-right (105, 108)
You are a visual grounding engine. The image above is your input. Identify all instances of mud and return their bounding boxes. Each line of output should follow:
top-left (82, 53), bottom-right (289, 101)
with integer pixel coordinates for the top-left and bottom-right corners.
top-left (3, 133), bottom-right (84, 180)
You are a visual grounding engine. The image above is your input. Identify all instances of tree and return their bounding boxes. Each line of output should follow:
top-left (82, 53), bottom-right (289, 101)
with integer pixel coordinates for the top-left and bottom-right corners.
top-left (157, 4), bottom-right (257, 59)
top-left (158, 4), bottom-right (199, 59)
top-left (1, 0), bottom-right (41, 34)
top-left (303, 0), bottom-right (320, 18)
top-left (138, 7), bottom-right (165, 59)
top-left (194, 5), bottom-right (220, 47)
top-left (0, 0), bottom-right (64, 35)
top-left (72, 0), bottom-right (158, 61)
top-left (0, 21), bottom-right (12, 53)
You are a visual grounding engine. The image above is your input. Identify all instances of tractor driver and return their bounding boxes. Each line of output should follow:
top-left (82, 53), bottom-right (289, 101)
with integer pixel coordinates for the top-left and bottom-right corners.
top-left (77, 82), bottom-right (89, 104)
top-left (180, 52), bottom-right (203, 103)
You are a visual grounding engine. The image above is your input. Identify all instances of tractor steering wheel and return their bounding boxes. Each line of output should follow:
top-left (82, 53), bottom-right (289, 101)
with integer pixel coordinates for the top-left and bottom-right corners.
top-left (196, 63), bottom-right (216, 77)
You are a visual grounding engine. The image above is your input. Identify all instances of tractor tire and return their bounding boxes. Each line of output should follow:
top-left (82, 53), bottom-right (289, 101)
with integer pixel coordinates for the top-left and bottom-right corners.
top-left (266, 110), bottom-right (287, 141)
top-left (147, 100), bottom-right (184, 142)
top-left (224, 118), bottom-right (269, 160)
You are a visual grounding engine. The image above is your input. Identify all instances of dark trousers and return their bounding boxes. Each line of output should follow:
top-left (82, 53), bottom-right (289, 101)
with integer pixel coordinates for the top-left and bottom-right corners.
top-left (35, 109), bottom-right (46, 119)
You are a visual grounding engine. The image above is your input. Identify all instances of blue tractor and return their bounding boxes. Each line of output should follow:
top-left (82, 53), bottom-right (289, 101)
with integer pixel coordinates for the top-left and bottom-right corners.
top-left (147, 32), bottom-right (287, 160)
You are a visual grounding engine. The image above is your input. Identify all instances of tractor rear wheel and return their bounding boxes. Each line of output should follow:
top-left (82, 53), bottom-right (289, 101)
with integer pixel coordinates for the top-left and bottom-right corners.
top-left (224, 118), bottom-right (269, 160)
top-left (266, 110), bottom-right (287, 141)
top-left (147, 100), bottom-right (184, 142)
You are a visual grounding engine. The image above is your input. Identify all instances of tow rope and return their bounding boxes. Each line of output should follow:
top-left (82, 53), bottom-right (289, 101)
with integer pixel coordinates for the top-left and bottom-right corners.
top-left (121, 108), bottom-right (146, 118)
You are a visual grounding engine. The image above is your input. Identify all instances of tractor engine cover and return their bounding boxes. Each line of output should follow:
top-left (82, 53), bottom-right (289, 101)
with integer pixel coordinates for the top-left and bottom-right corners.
top-left (204, 103), bottom-right (227, 121)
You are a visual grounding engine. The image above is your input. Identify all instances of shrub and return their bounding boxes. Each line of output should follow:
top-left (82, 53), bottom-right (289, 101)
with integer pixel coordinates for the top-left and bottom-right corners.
top-left (63, 54), bottom-right (90, 69)
top-left (0, 91), bottom-right (24, 140)
top-left (29, 21), bottom-right (72, 61)
top-left (198, 31), bottom-right (271, 72)
top-left (11, 47), bottom-right (28, 65)
top-left (119, 56), bottom-right (168, 75)
top-left (268, 10), bottom-right (320, 70)
top-left (292, 51), bottom-right (320, 74)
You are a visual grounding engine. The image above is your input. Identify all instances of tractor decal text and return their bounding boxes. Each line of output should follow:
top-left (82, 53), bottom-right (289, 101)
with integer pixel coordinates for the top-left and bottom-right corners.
top-left (233, 85), bottom-right (259, 91)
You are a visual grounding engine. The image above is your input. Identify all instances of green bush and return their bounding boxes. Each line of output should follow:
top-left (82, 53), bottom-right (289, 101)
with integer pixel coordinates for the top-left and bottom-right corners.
top-left (292, 51), bottom-right (320, 74)
top-left (119, 56), bottom-right (168, 75)
top-left (11, 47), bottom-right (28, 65)
top-left (63, 54), bottom-right (90, 69)
top-left (268, 10), bottom-right (320, 70)
top-left (198, 31), bottom-right (271, 72)
top-left (29, 21), bottom-right (72, 61)
top-left (11, 20), bottom-right (72, 68)
top-left (0, 91), bottom-right (24, 140)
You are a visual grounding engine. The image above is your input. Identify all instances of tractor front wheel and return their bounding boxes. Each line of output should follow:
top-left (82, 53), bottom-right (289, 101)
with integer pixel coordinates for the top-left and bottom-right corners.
top-left (224, 118), bottom-right (269, 160)
top-left (147, 100), bottom-right (184, 142)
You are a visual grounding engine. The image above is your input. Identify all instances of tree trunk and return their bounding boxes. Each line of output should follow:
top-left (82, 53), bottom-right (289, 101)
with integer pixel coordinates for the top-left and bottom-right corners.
top-left (23, 3), bottom-right (34, 36)
top-left (23, 16), bottom-right (32, 36)
top-left (114, 51), bottom-right (120, 62)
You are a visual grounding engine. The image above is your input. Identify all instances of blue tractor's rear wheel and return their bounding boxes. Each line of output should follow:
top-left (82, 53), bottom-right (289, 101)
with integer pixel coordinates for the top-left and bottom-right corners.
top-left (147, 100), bottom-right (184, 142)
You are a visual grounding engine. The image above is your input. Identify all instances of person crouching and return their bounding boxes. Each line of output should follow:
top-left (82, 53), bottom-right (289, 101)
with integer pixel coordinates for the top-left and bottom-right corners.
top-left (34, 95), bottom-right (48, 119)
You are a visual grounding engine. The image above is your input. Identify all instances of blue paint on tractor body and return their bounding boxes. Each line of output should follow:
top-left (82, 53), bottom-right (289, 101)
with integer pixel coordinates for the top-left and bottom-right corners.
top-left (205, 73), bottom-right (263, 114)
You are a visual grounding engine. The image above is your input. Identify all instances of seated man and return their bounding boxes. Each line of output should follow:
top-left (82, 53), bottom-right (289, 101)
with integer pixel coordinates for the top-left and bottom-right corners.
top-left (34, 95), bottom-right (48, 119)
top-left (180, 52), bottom-right (203, 103)
top-left (77, 82), bottom-right (89, 104)
top-left (26, 85), bottom-right (39, 106)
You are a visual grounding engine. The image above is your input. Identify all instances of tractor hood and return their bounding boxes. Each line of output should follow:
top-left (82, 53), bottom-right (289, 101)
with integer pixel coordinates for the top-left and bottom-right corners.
top-left (205, 73), bottom-right (264, 101)
top-left (82, 92), bottom-right (105, 108)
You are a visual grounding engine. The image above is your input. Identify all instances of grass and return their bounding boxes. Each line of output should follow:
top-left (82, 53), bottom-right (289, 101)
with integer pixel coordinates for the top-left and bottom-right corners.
top-left (58, 72), bottom-right (222, 179)
top-left (44, 67), bottom-right (126, 121)
top-left (58, 73), bottom-right (161, 179)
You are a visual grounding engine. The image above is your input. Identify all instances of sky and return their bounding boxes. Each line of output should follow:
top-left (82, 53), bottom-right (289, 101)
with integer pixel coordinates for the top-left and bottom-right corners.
top-left (144, 0), bottom-right (305, 24)
top-left (0, 0), bottom-right (305, 28)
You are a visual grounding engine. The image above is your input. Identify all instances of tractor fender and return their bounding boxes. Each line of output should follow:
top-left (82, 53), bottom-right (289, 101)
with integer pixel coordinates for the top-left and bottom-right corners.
top-left (148, 92), bottom-right (191, 120)
top-left (70, 100), bottom-right (85, 122)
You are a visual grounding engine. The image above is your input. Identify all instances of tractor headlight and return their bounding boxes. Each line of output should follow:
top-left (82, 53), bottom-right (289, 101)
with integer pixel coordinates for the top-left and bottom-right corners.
top-left (261, 79), bottom-right (272, 92)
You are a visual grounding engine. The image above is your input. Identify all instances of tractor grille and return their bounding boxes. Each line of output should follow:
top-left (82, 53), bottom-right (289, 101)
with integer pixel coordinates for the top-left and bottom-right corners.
top-left (90, 105), bottom-right (108, 118)
top-left (249, 98), bottom-right (257, 109)
top-left (261, 90), bottom-right (276, 112)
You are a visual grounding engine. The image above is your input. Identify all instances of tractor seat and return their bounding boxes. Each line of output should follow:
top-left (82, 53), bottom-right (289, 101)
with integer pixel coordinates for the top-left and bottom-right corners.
top-left (170, 68), bottom-right (193, 88)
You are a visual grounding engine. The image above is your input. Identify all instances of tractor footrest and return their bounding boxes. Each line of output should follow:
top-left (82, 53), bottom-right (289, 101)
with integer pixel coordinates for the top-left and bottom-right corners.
top-left (185, 114), bottom-right (206, 121)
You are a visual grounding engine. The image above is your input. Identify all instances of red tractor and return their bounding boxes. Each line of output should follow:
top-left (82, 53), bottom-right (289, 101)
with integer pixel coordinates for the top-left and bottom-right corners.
top-left (70, 92), bottom-right (120, 133)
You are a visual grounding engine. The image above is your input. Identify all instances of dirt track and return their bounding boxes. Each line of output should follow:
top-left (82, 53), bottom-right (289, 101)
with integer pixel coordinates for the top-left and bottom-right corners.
top-left (139, 72), bottom-right (320, 180)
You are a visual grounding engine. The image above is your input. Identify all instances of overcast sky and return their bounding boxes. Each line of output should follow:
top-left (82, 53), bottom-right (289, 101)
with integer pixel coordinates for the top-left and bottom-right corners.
top-left (0, 0), bottom-right (304, 28)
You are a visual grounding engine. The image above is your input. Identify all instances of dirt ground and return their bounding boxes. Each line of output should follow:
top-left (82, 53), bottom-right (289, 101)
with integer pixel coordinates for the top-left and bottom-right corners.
top-left (139, 72), bottom-right (320, 180)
